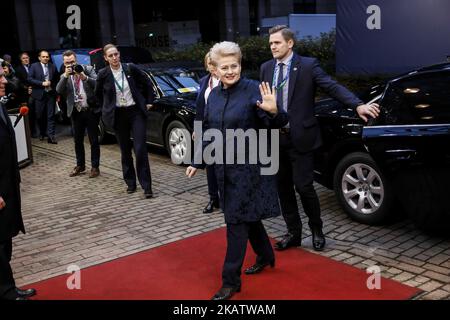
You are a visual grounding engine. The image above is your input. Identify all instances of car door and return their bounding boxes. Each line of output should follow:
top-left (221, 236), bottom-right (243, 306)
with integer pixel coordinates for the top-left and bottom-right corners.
top-left (144, 72), bottom-right (166, 144)
top-left (362, 70), bottom-right (450, 172)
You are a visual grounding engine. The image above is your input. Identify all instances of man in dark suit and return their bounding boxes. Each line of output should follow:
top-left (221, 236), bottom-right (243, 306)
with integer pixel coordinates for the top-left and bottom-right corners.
top-left (95, 44), bottom-right (155, 198)
top-left (57, 50), bottom-right (100, 178)
top-left (0, 67), bottom-right (36, 300)
top-left (15, 52), bottom-right (36, 137)
top-left (260, 25), bottom-right (380, 251)
top-left (28, 50), bottom-right (59, 144)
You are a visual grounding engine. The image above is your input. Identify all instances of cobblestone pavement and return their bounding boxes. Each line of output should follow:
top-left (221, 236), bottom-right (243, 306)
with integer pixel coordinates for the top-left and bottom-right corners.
top-left (12, 129), bottom-right (450, 300)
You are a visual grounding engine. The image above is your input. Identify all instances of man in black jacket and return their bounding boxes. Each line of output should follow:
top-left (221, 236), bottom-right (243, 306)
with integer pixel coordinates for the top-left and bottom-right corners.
top-left (0, 67), bottom-right (36, 300)
top-left (95, 44), bottom-right (155, 198)
top-left (260, 25), bottom-right (380, 252)
top-left (15, 52), bottom-right (36, 137)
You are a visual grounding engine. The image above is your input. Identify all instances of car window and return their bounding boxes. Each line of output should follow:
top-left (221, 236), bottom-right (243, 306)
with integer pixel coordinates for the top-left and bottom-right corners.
top-left (153, 73), bottom-right (199, 96)
top-left (154, 75), bottom-right (180, 96)
top-left (380, 71), bottom-right (450, 125)
top-left (174, 76), bottom-right (199, 89)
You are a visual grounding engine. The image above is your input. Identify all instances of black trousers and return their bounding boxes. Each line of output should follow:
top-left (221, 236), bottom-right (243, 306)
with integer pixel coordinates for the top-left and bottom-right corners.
top-left (114, 106), bottom-right (152, 191)
top-left (35, 93), bottom-right (56, 138)
top-left (0, 239), bottom-right (16, 299)
top-left (71, 109), bottom-right (100, 169)
top-left (222, 221), bottom-right (274, 288)
top-left (277, 133), bottom-right (323, 236)
top-left (206, 165), bottom-right (219, 201)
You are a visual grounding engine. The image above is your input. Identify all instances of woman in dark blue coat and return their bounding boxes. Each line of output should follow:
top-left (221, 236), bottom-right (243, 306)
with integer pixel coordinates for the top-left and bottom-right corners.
top-left (186, 41), bottom-right (289, 300)
top-left (195, 52), bottom-right (220, 213)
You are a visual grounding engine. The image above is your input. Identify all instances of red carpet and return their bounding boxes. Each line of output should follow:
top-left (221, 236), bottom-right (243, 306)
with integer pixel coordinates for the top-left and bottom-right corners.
top-left (29, 228), bottom-right (421, 300)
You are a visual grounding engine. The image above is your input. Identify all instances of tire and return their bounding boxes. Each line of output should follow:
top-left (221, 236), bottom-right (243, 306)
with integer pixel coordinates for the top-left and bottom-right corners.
top-left (165, 120), bottom-right (191, 165)
top-left (333, 152), bottom-right (393, 225)
top-left (395, 167), bottom-right (450, 233)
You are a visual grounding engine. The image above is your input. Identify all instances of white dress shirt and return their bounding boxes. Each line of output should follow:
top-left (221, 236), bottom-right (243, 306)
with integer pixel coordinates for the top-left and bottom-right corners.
top-left (111, 64), bottom-right (136, 107)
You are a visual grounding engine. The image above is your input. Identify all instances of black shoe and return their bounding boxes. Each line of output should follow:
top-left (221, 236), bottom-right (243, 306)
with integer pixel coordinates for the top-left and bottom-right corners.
top-left (311, 227), bottom-right (326, 251)
top-left (211, 285), bottom-right (241, 300)
top-left (16, 287), bottom-right (36, 298)
top-left (144, 189), bottom-right (153, 199)
top-left (126, 186), bottom-right (137, 194)
top-left (274, 233), bottom-right (302, 251)
top-left (39, 135), bottom-right (45, 141)
top-left (244, 259), bottom-right (275, 275)
top-left (47, 137), bottom-right (58, 144)
top-left (203, 199), bottom-right (220, 213)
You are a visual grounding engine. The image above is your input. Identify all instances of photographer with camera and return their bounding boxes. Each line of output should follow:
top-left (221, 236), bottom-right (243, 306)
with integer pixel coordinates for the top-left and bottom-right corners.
top-left (56, 50), bottom-right (100, 178)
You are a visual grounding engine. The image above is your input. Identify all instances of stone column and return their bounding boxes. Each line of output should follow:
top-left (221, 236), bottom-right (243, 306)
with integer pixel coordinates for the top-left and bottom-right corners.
top-left (219, 0), bottom-right (234, 40)
top-left (97, 0), bottom-right (114, 45)
top-left (14, 0), bottom-right (34, 51)
top-left (29, 0), bottom-right (60, 49)
top-left (232, 0), bottom-right (250, 38)
top-left (111, 0), bottom-right (135, 46)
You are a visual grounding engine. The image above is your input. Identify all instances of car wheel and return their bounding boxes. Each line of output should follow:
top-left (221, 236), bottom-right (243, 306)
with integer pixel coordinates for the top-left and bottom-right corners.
top-left (333, 152), bottom-right (393, 225)
top-left (165, 120), bottom-right (191, 165)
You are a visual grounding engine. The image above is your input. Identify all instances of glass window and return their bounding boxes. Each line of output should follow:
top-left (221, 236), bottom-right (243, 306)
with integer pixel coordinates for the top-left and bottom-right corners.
top-left (152, 72), bottom-right (199, 96)
top-left (381, 71), bottom-right (450, 125)
top-left (174, 76), bottom-right (199, 89)
top-left (154, 75), bottom-right (179, 96)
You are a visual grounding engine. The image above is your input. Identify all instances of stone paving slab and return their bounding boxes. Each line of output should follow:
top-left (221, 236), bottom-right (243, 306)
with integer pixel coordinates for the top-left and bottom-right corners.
top-left (11, 132), bottom-right (450, 300)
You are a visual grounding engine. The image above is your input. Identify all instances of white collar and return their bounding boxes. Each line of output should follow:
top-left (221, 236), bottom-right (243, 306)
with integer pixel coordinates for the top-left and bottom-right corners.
top-left (276, 51), bottom-right (294, 65)
top-left (110, 64), bottom-right (122, 73)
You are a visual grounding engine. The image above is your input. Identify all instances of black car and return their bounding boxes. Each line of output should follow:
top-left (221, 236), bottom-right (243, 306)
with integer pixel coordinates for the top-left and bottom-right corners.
top-left (98, 65), bottom-right (201, 164)
top-left (314, 62), bottom-right (450, 231)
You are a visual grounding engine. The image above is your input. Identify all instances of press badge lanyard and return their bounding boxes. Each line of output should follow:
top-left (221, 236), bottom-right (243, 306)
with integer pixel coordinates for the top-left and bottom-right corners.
top-left (113, 70), bottom-right (125, 95)
top-left (272, 59), bottom-right (293, 90)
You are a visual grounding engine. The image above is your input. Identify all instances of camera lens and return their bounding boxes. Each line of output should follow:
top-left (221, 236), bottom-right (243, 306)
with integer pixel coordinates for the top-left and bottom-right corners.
top-left (74, 64), bottom-right (84, 73)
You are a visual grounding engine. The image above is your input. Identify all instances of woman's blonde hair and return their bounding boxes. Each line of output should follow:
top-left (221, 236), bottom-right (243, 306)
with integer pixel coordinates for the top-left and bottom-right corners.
top-left (209, 41), bottom-right (241, 66)
top-left (203, 51), bottom-right (211, 71)
top-left (103, 43), bottom-right (118, 55)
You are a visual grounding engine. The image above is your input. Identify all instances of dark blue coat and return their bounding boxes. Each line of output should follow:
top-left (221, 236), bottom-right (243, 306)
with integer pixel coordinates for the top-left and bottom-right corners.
top-left (196, 78), bottom-right (289, 224)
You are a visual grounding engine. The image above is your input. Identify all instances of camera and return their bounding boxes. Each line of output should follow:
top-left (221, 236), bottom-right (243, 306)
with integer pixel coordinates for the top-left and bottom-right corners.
top-left (67, 64), bottom-right (84, 75)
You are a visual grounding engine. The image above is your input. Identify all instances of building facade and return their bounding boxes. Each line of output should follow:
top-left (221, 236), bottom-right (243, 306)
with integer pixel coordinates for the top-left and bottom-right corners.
top-left (1, 0), bottom-right (336, 54)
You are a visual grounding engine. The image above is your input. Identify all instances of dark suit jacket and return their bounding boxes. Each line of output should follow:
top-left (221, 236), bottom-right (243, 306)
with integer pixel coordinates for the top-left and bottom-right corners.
top-left (14, 65), bottom-right (32, 104)
top-left (194, 74), bottom-right (210, 122)
top-left (0, 104), bottom-right (25, 242)
top-left (260, 53), bottom-right (363, 152)
top-left (95, 63), bottom-right (155, 128)
top-left (15, 65), bottom-right (30, 86)
top-left (28, 62), bottom-right (59, 100)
